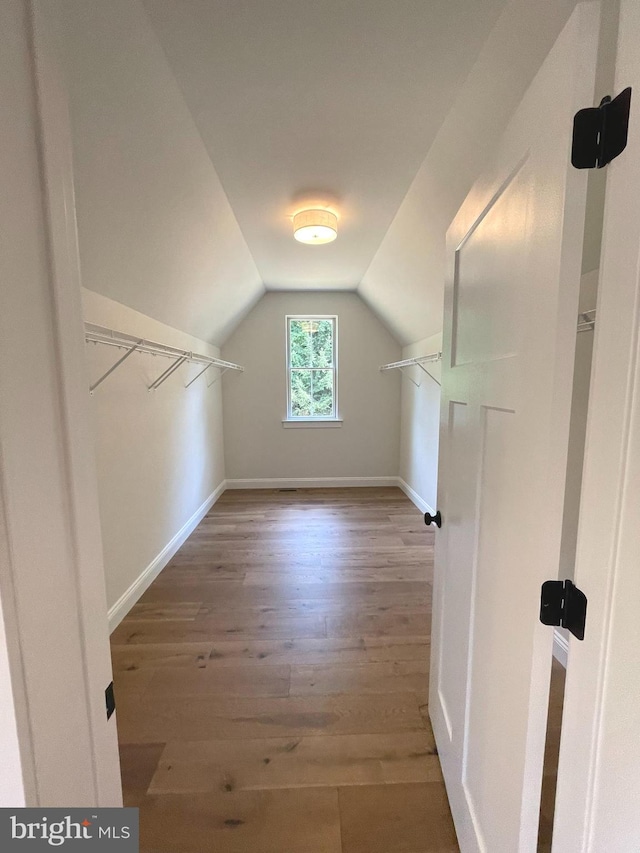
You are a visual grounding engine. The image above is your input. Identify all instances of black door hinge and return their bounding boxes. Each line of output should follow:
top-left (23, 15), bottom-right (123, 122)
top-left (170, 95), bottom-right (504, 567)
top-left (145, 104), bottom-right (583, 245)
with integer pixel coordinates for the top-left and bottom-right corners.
top-left (572, 87), bottom-right (632, 169)
top-left (540, 579), bottom-right (587, 640)
top-left (105, 681), bottom-right (116, 720)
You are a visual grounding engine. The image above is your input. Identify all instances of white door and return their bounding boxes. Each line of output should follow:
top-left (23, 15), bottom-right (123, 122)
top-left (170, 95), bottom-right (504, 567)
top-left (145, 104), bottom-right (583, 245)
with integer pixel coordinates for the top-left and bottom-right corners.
top-left (552, 2), bottom-right (640, 849)
top-left (430, 4), bottom-right (600, 850)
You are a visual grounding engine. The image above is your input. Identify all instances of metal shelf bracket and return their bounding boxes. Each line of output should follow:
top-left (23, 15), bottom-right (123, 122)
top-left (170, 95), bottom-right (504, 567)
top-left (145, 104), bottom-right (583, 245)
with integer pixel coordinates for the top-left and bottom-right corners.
top-left (89, 339), bottom-right (143, 394)
top-left (184, 363), bottom-right (212, 389)
top-left (380, 351), bottom-right (442, 387)
top-left (577, 309), bottom-right (596, 334)
top-left (148, 355), bottom-right (189, 391)
top-left (206, 366), bottom-right (230, 388)
top-left (398, 366), bottom-right (421, 388)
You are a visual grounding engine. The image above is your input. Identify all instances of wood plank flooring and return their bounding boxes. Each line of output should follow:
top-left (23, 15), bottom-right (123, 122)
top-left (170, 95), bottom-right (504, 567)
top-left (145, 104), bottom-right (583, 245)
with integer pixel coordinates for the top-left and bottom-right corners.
top-left (538, 658), bottom-right (566, 851)
top-left (110, 487), bottom-right (458, 852)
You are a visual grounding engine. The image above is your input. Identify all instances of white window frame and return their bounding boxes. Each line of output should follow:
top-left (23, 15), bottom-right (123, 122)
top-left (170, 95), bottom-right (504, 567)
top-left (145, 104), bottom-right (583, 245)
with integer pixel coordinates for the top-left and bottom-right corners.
top-left (284, 315), bottom-right (340, 425)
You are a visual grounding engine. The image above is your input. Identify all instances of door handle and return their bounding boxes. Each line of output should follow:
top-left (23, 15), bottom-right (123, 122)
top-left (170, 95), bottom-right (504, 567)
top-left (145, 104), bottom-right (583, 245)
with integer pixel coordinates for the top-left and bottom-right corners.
top-left (424, 510), bottom-right (442, 528)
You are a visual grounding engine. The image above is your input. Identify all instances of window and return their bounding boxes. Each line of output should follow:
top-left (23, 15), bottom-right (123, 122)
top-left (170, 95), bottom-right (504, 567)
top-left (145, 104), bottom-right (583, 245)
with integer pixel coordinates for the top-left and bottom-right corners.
top-left (286, 316), bottom-right (337, 419)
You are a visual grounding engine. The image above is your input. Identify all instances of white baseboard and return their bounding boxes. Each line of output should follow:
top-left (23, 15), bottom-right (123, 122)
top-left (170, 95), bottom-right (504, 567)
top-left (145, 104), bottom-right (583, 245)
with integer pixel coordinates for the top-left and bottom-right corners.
top-left (108, 475), bottom-right (428, 632)
top-left (397, 477), bottom-right (435, 515)
top-left (553, 628), bottom-right (569, 668)
top-left (225, 476), bottom-right (400, 490)
top-left (107, 480), bottom-right (227, 633)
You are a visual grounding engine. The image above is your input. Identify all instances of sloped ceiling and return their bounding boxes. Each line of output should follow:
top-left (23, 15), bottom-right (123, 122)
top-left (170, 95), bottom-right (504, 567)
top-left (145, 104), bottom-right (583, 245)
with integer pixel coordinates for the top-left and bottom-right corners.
top-left (57, 0), bottom-right (264, 346)
top-left (58, 0), bottom-right (581, 347)
top-left (142, 0), bottom-right (506, 294)
top-left (360, 0), bottom-right (579, 344)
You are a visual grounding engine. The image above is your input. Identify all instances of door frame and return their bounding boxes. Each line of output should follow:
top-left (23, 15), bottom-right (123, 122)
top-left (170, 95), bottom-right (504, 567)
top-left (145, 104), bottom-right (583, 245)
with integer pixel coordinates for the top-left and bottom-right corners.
top-left (0, 0), bottom-right (121, 805)
top-left (552, 0), bottom-right (640, 846)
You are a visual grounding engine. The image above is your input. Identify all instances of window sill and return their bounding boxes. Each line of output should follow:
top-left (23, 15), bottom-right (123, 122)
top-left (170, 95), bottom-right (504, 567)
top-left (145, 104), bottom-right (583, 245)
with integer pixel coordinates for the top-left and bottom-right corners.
top-left (282, 419), bottom-right (343, 429)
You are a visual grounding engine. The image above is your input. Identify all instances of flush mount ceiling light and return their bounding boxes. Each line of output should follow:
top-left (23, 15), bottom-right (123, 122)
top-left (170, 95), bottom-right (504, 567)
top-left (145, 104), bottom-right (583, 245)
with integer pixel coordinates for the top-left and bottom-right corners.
top-left (293, 209), bottom-right (338, 245)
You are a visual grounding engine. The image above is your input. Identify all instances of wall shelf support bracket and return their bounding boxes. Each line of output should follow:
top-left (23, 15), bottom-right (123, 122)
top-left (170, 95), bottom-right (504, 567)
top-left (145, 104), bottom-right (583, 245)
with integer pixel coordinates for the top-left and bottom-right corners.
top-left (380, 351), bottom-right (442, 387)
top-left (415, 362), bottom-right (440, 384)
top-left (206, 366), bottom-right (230, 388)
top-left (398, 366), bottom-right (421, 387)
top-left (185, 363), bottom-right (212, 389)
top-left (89, 339), bottom-right (143, 394)
top-left (577, 309), bottom-right (597, 334)
top-left (148, 355), bottom-right (188, 391)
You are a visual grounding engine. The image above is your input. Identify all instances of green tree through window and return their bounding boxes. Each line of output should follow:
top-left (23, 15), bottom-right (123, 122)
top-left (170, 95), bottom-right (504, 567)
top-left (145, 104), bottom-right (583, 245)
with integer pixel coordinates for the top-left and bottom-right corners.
top-left (288, 317), bottom-right (336, 417)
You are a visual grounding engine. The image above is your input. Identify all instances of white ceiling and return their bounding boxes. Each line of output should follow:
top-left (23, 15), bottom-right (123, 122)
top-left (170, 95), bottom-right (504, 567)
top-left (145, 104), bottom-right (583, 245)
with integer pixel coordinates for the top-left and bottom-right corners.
top-left (57, 0), bottom-right (265, 346)
top-left (143, 0), bottom-right (507, 292)
top-left (361, 0), bottom-right (579, 344)
top-left (58, 0), bottom-right (578, 347)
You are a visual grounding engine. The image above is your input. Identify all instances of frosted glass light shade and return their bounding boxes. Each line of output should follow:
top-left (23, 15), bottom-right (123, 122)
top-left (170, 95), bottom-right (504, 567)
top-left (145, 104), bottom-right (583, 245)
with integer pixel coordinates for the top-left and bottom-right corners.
top-left (293, 209), bottom-right (338, 244)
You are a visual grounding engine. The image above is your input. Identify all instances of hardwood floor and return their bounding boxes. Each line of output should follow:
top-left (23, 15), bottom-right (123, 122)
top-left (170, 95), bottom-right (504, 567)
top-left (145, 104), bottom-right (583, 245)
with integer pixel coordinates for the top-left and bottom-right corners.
top-left (538, 658), bottom-right (566, 852)
top-left (110, 487), bottom-right (458, 852)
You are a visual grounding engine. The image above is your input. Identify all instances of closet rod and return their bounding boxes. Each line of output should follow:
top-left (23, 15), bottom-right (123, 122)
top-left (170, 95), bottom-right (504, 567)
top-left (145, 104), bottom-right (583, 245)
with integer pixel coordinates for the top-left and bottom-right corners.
top-left (379, 305), bottom-right (595, 387)
top-left (379, 351), bottom-right (442, 372)
top-left (379, 351), bottom-right (442, 388)
top-left (84, 322), bottom-right (243, 393)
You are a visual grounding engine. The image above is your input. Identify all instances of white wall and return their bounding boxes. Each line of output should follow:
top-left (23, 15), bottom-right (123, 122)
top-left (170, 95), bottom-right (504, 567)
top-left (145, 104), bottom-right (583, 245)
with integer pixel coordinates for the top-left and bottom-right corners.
top-left (83, 290), bottom-right (226, 620)
top-left (52, 0), bottom-right (241, 626)
top-left (55, 0), bottom-right (263, 346)
top-left (359, 0), bottom-right (579, 346)
top-left (398, 333), bottom-right (442, 512)
top-left (222, 292), bottom-right (401, 482)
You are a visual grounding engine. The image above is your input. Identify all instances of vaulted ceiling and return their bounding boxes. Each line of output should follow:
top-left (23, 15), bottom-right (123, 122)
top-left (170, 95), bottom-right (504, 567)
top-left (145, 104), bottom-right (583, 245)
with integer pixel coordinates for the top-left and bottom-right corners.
top-left (57, 0), bottom-right (578, 346)
top-left (142, 0), bottom-right (506, 291)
